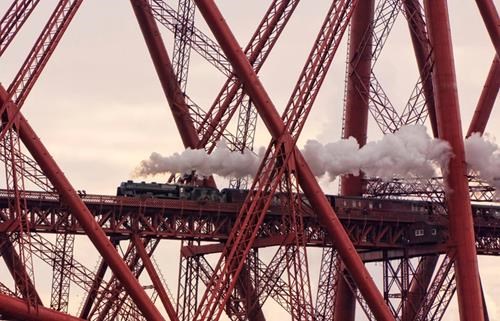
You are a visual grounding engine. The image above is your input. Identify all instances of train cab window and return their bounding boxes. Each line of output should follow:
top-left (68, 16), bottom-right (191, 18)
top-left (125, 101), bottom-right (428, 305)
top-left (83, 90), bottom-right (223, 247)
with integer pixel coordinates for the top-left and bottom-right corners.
top-left (415, 229), bottom-right (425, 237)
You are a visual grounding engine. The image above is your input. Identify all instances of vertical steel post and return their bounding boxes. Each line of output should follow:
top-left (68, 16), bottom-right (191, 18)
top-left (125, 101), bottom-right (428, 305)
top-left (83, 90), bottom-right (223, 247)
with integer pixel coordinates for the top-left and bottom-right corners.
top-left (337, 1), bottom-right (374, 319)
top-left (424, 1), bottom-right (484, 320)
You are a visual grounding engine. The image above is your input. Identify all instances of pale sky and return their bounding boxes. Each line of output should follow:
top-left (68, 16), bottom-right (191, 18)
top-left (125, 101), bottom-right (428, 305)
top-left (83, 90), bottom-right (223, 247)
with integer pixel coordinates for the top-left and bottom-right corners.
top-left (0, 1), bottom-right (498, 320)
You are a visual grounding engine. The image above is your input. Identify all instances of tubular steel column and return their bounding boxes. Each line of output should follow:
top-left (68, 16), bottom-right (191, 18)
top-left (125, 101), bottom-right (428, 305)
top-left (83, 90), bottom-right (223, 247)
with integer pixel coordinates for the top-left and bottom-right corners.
top-left (0, 87), bottom-right (165, 321)
top-left (467, 55), bottom-right (499, 137)
top-left (337, 1), bottom-right (374, 320)
top-left (475, 0), bottom-right (500, 56)
top-left (131, 0), bottom-right (199, 148)
top-left (424, 1), bottom-right (484, 320)
top-left (193, 1), bottom-right (394, 320)
top-left (131, 235), bottom-right (179, 321)
top-left (0, 293), bottom-right (83, 321)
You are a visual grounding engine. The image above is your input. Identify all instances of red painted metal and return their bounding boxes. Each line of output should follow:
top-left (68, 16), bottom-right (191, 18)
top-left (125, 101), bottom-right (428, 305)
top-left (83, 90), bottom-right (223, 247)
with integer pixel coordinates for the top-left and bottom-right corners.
top-left (0, 293), bottom-right (83, 321)
top-left (337, 1), bottom-right (374, 319)
top-left (475, 0), bottom-right (500, 56)
top-left (50, 233), bottom-right (74, 312)
top-left (131, 234), bottom-right (179, 321)
top-left (424, 1), bottom-right (485, 320)
top-left (0, 1), bottom-right (498, 320)
top-left (402, 0), bottom-right (437, 137)
top-left (467, 55), bottom-right (500, 137)
top-left (78, 257), bottom-right (109, 319)
top-left (172, 0), bottom-right (196, 92)
top-left (315, 248), bottom-right (341, 320)
top-left (0, 234), bottom-right (42, 305)
top-left (0, 87), bottom-right (165, 321)
top-left (192, 1), bottom-right (394, 320)
top-left (197, 0), bottom-right (299, 151)
top-left (401, 255), bottom-right (438, 321)
top-left (0, 0), bottom-right (40, 56)
top-left (0, 0), bottom-right (82, 142)
top-left (131, 0), bottom-right (199, 149)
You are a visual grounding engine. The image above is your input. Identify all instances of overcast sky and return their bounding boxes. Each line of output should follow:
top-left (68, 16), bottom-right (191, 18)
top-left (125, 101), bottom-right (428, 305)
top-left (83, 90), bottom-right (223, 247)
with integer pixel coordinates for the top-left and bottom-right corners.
top-left (0, 1), bottom-right (499, 320)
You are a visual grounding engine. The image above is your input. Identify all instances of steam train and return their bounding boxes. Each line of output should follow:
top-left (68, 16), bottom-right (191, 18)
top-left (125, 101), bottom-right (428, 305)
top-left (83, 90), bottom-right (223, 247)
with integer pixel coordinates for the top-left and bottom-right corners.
top-left (117, 181), bottom-right (500, 245)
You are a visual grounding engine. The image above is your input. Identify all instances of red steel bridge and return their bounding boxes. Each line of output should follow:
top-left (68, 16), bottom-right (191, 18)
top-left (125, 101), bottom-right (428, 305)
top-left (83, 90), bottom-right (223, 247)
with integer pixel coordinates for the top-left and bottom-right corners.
top-left (0, 0), bottom-right (499, 320)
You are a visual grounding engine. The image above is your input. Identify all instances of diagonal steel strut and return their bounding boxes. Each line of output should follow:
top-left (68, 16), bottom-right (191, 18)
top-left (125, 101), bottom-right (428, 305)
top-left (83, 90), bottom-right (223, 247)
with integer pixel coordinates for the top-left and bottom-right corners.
top-left (192, 0), bottom-right (394, 320)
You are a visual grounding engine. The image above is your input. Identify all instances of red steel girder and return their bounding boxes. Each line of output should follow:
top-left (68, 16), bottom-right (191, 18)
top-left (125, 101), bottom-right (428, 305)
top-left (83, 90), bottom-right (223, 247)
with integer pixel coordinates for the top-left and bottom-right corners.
top-left (467, 55), bottom-right (500, 137)
top-left (0, 0), bottom-right (40, 56)
top-left (0, 0), bottom-right (82, 144)
top-left (50, 233), bottom-right (74, 312)
top-left (0, 234), bottom-right (42, 305)
top-left (401, 0), bottom-right (437, 137)
top-left (475, 0), bottom-right (500, 56)
top-left (172, 0), bottom-right (196, 92)
top-left (424, 1), bottom-right (485, 320)
top-left (0, 293), bottom-right (83, 321)
top-left (192, 1), bottom-right (394, 320)
top-left (149, 0), bottom-right (231, 77)
top-left (78, 257), bottom-right (109, 319)
top-left (177, 241), bottom-right (201, 321)
top-left (414, 253), bottom-right (456, 321)
top-left (88, 238), bottom-right (157, 321)
top-left (131, 234), bottom-right (179, 321)
top-left (197, 0), bottom-right (299, 151)
top-left (314, 248), bottom-right (341, 321)
top-left (401, 255), bottom-right (438, 321)
top-left (131, 0), bottom-right (199, 149)
top-left (337, 1), bottom-right (374, 318)
top-left (0, 87), bottom-right (165, 320)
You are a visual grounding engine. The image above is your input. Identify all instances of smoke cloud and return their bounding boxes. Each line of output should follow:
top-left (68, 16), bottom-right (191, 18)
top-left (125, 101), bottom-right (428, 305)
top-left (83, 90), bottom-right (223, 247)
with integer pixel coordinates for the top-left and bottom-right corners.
top-left (302, 125), bottom-right (452, 180)
top-left (136, 125), bottom-right (455, 181)
top-left (135, 142), bottom-right (264, 178)
top-left (465, 133), bottom-right (500, 189)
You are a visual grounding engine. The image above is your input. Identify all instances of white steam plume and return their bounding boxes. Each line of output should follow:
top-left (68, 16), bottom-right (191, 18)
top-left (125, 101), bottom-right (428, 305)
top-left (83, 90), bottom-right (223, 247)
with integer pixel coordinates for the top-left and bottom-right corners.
top-left (136, 125), bottom-right (453, 181)
top-left (465, 133), bottom-right (500, 189)
top-left (302, 125), bottom-right (452, 180)
top-left (135, 141), bottom-right (264, 178)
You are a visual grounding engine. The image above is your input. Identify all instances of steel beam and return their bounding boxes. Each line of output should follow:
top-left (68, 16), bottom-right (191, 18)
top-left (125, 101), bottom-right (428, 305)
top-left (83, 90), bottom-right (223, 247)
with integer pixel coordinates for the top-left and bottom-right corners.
top-left (0, 86), bottom-right (165, 321)
top-left (0, 0), bottom-right (41, 56)
top-left (131, 234), bottom-right (179, 321)
top-left (131, 0), bottom-right (199, 148)
top-left (401, 255), bottom-right (438, 321)
top-left (467, 55), bottom-right (499, 137)
top-left (402, 0), bottom-right (437, 137)
top-left (337, 1), bottom-right (374, 319)
top-left (475, 0), bottom-right (500, 56)
top-left (192, 1), bottom-right (394, 320)
top-left (0, 235), bottom-right (42, 305)
top-left (424, 1), bottom-right (485, 320)
top-left (0, 293), bottom-right (83, 321)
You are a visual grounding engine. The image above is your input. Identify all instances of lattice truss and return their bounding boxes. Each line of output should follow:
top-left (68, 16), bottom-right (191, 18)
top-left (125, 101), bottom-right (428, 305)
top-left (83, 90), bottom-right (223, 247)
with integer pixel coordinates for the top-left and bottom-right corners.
top-left (0, 0), bottom-right (498, 320)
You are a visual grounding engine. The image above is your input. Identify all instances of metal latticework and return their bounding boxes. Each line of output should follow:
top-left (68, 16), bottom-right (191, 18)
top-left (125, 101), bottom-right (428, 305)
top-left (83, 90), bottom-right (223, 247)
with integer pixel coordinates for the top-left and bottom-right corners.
top-left (0, 0), bottom-right (498, 320)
